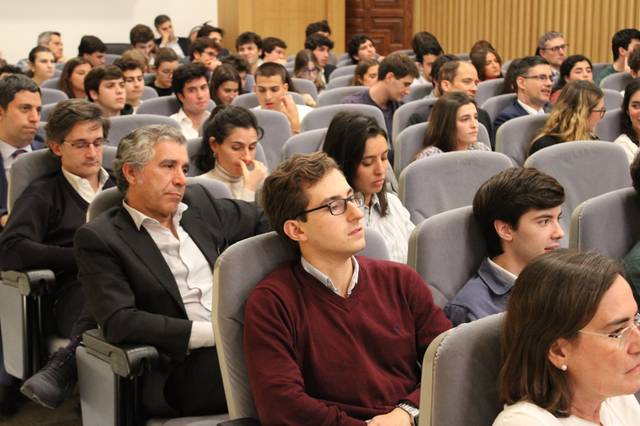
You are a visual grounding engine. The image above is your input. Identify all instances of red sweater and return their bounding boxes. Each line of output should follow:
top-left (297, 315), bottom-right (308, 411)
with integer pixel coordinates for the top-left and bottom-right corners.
top-left (244, 256), bottom-right (451, 425)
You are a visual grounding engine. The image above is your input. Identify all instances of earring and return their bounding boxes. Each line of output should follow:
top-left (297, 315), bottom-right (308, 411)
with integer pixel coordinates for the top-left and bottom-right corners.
top-left (560, 364), bottom-right (567, 371)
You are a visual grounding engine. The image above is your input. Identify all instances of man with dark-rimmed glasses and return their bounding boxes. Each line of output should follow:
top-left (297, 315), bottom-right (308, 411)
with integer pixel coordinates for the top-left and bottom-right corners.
top-left (244, 152), bottom-right (451, 426)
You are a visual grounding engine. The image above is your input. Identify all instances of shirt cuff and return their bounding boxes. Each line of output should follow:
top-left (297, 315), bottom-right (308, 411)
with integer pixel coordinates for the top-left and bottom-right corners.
top-left (188, 320), bottom-right (215, 349)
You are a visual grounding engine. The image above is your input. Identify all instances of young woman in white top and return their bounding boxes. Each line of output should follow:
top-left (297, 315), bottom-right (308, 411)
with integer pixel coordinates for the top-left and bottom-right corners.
top-left (614, 80), bottom-right (640, 164)
top-left (415, 92), bottom-right (490, 160)
top-left (195, 106), bottom-right (268, 201)
top-left (322, 111), bottom-right (415, 263)
top-left (494, 250), bottom-right (640, 426)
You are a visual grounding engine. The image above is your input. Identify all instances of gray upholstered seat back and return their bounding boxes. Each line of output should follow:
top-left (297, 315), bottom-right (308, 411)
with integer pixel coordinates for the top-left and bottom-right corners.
top-left (404, 83), bottom-right (434, 103)
top-left (291, 78), bottom-right (319, 101)
top-left (325, 75), bottom-right (352, 90)
top-left (213, 230), bottom-right (389, 419)
top-left (40, 87), bottom-right (68, 105)
top-left (282, 128), bottom-right (327, 159)
top-left (599, 71), bottom-right (633, 91)
top-left (136, 95), bottom-right (215, 116)
top-left (252, 108), bottom-right (293, 170)
top-left (420, 313), bottom-right (504, 426)
top-left (301, 103), bottom-right (386, 133)
top-left (317, 86), bottom-right (367, 107)
top-left (602, 88), bottom-right (623, 111)
top-left (480, 93), bottom-right (517, 124)
top-left (391, 98), bottom-right (437, 143)
top-left (141, 86), bottom-right (159, 101)
top-left (107, 115), bottom-right (181, 146)
top-left (495, 113), bottom-right (549, 165)
top-left (231, 92), bottom-right (305, 109)
top-left (524, 141), bottom-right (632, 247)
top-left (596, 108), bottom-right (623, 142)
top-left (570, 187), bottom-right (640, 259)
top-left (41, 77), bottom-right (61, 90)
top-left (475, 78), bottom-right (505, 108)
top-left (399, 151), bottom-right (513, 224)
top-left (408, 206), bottom-right (487, 307)
top-left (329, 64), bottom-right (357, 80)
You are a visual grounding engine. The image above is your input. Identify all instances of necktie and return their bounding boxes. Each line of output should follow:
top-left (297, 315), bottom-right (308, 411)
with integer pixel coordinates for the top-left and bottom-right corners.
top-left (11, 149), bottom-right (27, 159)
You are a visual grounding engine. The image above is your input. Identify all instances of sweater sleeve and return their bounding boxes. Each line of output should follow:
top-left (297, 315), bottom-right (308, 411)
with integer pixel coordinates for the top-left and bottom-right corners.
top-left (244, 285), bottom-right (366, 426)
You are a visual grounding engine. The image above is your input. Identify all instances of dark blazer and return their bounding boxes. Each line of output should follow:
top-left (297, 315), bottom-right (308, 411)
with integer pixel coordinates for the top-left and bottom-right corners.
top-left (493, 99), bottom-right (529, 130)
top-left (155, 37), bottom-right (191, 57)
top-left (0, 139), bottom-right (46, 215)
top-left (324, 64), bottom-right (337, 82)
top-left (75, 184), bottom-right (270, 361)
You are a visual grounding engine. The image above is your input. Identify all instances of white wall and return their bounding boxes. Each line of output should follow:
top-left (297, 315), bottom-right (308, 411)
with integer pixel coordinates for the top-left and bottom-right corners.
top-left (0, 0), bottom-right (218, 64)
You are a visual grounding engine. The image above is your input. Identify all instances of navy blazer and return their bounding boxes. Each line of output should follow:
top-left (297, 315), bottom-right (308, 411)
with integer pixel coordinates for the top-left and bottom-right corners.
top-left (0, 139), bottom-right (46, 214)
top-left (493, 99), bottom-right (529, 130)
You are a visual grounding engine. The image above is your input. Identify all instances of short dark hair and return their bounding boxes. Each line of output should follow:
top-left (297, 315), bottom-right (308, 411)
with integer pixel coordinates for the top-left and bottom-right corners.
top-left (130, 24), bottom-right (154, 45)
top-left (500, 249), bottom-right (623, 416)
top-left (222, 54), bottom-right (251, 74)
top-left (210, 64), bottom-right (242, 104)
top-left (631, 147), bottom-right (640, 194)
top-left (511, 56), bottom-right (550, 94)
top-left (153, 14), bottom-right (171, 29)
top-left (0, 74), bottom-right (40, 110)
top-left (261, 152), bottom-right (339, 244)
top-left (235, 32), bottom-right (262, 51)
top-left (473, 167), bottom-right (565, 257)
top-left (0, 64), bottom-right (24, 77)
top-left (304, 33), bottom-right (334, 51)
top-left (322, 112), bottom-right (390, 215)
top-left (305, 20), bottom-right (331, 38)
top-left (45, 98), bottom-right (109, 144)
top-left (172, 63), bottom-right (209, 103)
top-left (430, 54), bottom-right (457, 83)
top-left (347, 35), bottom-right (373, 63)
top-left (113, 58), bottom-right (142, 73)
top-left (197, 25), bottom-right (224, 39)
top-left (628, 46), bottom-right (640, 72)
top-left (189, 37), bottom-right (220, 60)
top-left (611, 28), bottom-right (640, 61)
top-left (255, 62), bottom-right (288, 85)
top-left (195, 105), bottom-right (262, 172)
top-left (377, 53), bottom-right (419, 80)
top-left (437, 60), bottom-right (462, 93)
top-left (154, 47), bottom-right (179, 68)
top-left (28, 46), bottom-right (54, 63)
top-left (84, 65), bottom-right (123, 102)
top-left (59, 57), bottom-right (90, 98)
top-left (622, 79), bottom-right (640, 146)
top-left (261, 37), bottom-right (287, 58)
top-left (78, 35), bottom-right (106, 56)
top-left (412, 31), bottom-right (443, 64)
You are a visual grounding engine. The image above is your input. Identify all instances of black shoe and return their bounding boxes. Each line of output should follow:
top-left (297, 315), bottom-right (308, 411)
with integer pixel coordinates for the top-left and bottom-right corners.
top-left (0, 383), bottom-right (20, 418)
top-left (20, 347), bottom-right (77, 409)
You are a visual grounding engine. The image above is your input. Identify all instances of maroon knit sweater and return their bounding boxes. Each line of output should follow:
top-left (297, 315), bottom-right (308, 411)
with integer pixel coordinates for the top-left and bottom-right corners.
top-left (244, 256), bottom-right (451, 425)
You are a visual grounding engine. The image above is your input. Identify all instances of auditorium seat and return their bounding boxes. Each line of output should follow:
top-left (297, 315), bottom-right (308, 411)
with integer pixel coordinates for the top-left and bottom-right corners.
top-left (494, 113), bottom-right (549, 165)
top-left (391, 98), bottom-right (437, 143)
top-left (595, 108), bottom-right (623, 142)
top-left (301, 104), bottom-right (386, 133)
top-left (317, 86), bottom-right (367, 107)
top-left (475, 78), bottom-right (505, 108)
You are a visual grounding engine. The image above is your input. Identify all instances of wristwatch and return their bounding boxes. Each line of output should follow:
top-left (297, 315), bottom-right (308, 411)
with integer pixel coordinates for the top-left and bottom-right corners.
top-left (397, 402), bottom-right (419, 426)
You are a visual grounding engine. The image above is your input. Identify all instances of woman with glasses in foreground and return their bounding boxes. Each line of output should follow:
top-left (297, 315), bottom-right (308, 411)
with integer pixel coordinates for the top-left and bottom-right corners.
top-left (529, 80), bottom-right (605, 156)
top-left (494, 249), bottom-right (640, 425)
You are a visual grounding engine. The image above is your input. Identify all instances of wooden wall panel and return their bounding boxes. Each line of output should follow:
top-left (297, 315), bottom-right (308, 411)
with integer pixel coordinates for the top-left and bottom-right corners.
top-left (413, 0), bottom-right (640, 63)
top-left (346, 0), bottom-right (413, 55)
top-left (218, 0), bottom-right (345, 56)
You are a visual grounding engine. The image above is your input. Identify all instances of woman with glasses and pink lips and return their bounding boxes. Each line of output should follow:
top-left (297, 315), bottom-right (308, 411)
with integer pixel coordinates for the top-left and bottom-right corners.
top-left (494, 249), bottom-right (640, 425)
top-left (529, 80), bottom-right (605, 156)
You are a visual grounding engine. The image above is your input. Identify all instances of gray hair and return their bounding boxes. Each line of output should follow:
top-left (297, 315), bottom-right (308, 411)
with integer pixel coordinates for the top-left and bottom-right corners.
top-left (113, 125), bottom-right (186, 195)
top-left (538, 31), bottom-right (564, 50)
top-left (37, 31), bottom-right (61, 46)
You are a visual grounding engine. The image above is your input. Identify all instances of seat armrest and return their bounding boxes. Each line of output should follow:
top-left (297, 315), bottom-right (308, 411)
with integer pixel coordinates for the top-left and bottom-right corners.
top-left (217, 418), bottom-right (260, 426)
top-left (0, 270), bottom-right (56, 296)
top-left (82, 329), bottom-right (159, 378)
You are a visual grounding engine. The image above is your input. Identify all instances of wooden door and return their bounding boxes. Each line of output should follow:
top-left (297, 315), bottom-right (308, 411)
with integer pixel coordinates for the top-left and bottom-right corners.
top-left (346, 0), bottom-right (413, 56)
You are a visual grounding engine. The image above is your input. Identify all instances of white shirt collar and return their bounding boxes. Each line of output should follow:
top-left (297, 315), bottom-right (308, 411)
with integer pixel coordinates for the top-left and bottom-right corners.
top-left (517, 99), bottom-right (545, 115)
top-left (300, 256), bottom-right (360, 297)
top-left (122, 200), bottom-right (188, 231)
top-left (61, 167), bottom-right (109, 203)
top-left (487, 257), bottom-right (518, 281)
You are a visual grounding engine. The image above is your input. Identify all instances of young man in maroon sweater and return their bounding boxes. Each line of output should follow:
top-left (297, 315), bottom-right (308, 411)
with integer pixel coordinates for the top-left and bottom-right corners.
top-left (244, 152), bottom-right (451, 426)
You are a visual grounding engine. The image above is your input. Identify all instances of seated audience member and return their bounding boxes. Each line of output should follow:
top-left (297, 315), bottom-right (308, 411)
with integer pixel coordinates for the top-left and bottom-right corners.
top-left (196, 24), bottom-right (230, 59)
top-left (425, 54), bottom-right (457, 98)
top-left (222, 54), bottom-right (251, 94)
top-left (412, 31), bottom-right (444, 84)
top-left (129, 24), bottom-right (156, 65)
top-left (171, 63), bottom-right (211, 138)
top-left (304, 33), bottom-right (336, 84)
top-left (536, 31), bottom-right (568, 78)
top-left (38, 31), bottom-right (66, 63)
top-left (190, 37), bottom-right (221, 72)
top-left (322, 112), bottom-right (414, 263)
top-left (28, 46), bottom-right (56, 86)
top-left (444, 168), bottom-right (564, 326)
top-left (415, 92), bottom-right (490, 159)
top-left (0, 65), bottom-right (23, 80)
top-left (549, 54), bottom-right (593, 104)
top-left (352, 58), bottom-right (379, 87)
top-left (253, 62), bottom-right (313, 134)
top-left (342, 53), bottom-right (419, 150)
top-left (529, 80), bottom-right (604, 156)
top-left (500, 58), bottom-right (521, 94)
top-left (77, 35), bottom-right (107, 68)
top-left (494, 56), bottom-right (552, 130)
top-left (58, 57), bottom-right (91, 99)
top-left (74, 125), bottom-right (270, 417)
top-left (261, 37), bottom-right (287, 64)
top-left (154, 14), bottom-right (190, 58)
top-left (624, 155), bottom-right (640, 300)
top-left (470, 46), bottom-right (502, 81)
top-left (195, 106), bottom-right (267, 201)
top-left (210, 64), bottom-right (241, 106)
top-left (305, 20), bottom-right (332, 39)
top-left (114, 58), bottom-right (145, 113)
top-left (494, 249), bottom-right (640, 425)
top-left (245, 152), bottom-right (451, 425)
top-left (615, 80), bottom-right (640, 163)
top-left (148, 47), bottom-right (179, 97)
top-left (627, 46), bottom-right (640, 80)
top-left (120, 48), bottom-right (150, 74)
top-left (293, 49), bottom-right (325, 94)
top-left (236, 32), bottom-right (262, 74)
top-left (347, 34), bottom-right (378, 65)
top-left (596, 28), bottom-right (640, 85)
top-left (85, 65), bottom-right (131, 117)
top-left (0, 100), bottom-right (114, 409)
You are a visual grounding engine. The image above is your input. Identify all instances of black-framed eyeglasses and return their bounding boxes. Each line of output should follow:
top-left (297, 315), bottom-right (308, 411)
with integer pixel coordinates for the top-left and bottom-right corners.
top-left (295, 193), bottom-right (364, 218)
top-left (591, 108), bottom-right (607, 118)
top-left (541, 43), bottom-right (569, 53)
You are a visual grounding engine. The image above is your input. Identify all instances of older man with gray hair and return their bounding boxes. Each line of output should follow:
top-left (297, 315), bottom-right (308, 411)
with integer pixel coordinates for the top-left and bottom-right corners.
top-left (536, 31), bottom-right (568, 79)
top-left (74, 125), bottom-right (270, 416)
top-left (38, 31), bottom-right (66, 63)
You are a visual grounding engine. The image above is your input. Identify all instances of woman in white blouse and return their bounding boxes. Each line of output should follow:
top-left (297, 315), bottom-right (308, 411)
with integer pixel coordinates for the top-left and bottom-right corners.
top-left (494, 249), bottom-right (640, 426)
top-left (322, 111), bottom-right (415, 263)
top-left (614, 80), bottom-right (640, 164)
top-left (194, 106), bottom-right (268, 201)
